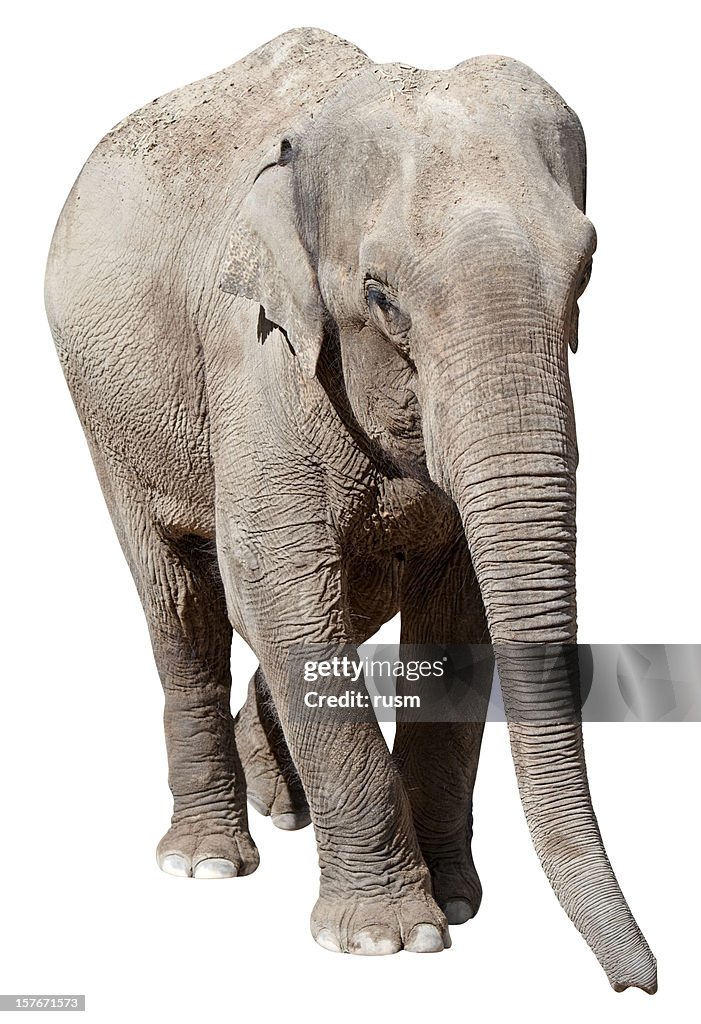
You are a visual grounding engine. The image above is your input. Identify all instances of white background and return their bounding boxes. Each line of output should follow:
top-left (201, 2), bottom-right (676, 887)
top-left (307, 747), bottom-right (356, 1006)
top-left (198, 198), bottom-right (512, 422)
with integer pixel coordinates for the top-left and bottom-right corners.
top-left (2, 1), bottom-right (698, 1021)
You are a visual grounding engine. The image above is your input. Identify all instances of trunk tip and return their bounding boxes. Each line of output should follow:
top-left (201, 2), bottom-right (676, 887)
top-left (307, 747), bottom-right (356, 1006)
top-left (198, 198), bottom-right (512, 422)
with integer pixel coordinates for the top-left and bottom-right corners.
top-left (609, 960), bottom-right (658, 995)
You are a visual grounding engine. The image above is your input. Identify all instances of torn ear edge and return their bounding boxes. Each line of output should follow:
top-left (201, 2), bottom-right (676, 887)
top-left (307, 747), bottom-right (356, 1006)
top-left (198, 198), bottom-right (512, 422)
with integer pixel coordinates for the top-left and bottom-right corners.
top-left (219, 141), bottom-right (325, 379)
top-left (255, 303), bottom-right (324, 379)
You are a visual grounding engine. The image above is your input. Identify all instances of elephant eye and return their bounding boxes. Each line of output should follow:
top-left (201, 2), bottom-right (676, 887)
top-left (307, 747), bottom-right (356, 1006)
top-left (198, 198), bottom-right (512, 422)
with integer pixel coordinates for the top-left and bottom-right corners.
top-left (365, 281), bottom-right (412, 336)
top-left (367, 284), bottom-right (392, 312)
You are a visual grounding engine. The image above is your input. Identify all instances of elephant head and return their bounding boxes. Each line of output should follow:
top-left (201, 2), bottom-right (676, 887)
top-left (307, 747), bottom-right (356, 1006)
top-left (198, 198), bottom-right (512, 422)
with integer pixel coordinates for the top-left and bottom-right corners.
top-left (221, 57), bottom-right (656, 992)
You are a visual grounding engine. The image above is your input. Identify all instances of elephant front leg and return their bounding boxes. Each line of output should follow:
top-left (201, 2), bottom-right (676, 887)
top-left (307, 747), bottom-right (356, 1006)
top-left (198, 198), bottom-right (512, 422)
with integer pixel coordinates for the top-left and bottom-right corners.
top-left (234, 667), bottom-right (310, 830)
top-left (221, 513), bottom-right (448, 954)
top-left (275, 667), bottom-right (450, 955)
top-left (393, 721), bottom-right (485, 924)
top-left (393, 539), bottom-right (492, 924)
top-left (122, 522), bottom-right (258, 880)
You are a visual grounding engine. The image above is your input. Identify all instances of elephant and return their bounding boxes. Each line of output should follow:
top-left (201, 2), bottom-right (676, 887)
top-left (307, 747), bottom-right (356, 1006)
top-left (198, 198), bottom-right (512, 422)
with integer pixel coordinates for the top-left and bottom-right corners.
top-left (45, 26), bottom-right (656, 991)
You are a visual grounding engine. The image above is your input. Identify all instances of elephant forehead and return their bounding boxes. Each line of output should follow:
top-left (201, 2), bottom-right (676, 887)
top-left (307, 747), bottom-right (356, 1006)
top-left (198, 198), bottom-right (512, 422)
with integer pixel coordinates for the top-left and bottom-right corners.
top-left (302, 59), bottom-right (591, 277)
top-left (311, 55), bottom-right (580, 152)
top-left (305, 70), bottom-right (583, 212)
top-left (358, 134), bottom-right (589, 267)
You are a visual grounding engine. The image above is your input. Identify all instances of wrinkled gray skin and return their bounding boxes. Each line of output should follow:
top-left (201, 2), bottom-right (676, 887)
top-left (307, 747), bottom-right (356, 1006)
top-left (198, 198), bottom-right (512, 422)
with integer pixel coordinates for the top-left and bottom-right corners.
top-left (46, 28), bottom-right (656, 990)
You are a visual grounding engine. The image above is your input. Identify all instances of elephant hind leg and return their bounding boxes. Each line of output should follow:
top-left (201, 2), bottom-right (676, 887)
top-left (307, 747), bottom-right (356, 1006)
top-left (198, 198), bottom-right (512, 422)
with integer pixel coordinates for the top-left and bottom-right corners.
top-left (234, 668), bottom-right (310, 830)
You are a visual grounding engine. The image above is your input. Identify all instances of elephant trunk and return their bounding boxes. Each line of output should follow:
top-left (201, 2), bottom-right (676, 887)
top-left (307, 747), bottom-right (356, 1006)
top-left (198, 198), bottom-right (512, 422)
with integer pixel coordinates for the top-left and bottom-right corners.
top-left (426, 348), bottom-right (657, 992)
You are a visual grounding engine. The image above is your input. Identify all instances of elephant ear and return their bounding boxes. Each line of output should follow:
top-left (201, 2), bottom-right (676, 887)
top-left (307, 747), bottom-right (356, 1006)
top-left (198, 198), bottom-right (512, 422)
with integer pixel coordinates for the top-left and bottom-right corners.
top-left (220, 139), bottom-right (325, 378)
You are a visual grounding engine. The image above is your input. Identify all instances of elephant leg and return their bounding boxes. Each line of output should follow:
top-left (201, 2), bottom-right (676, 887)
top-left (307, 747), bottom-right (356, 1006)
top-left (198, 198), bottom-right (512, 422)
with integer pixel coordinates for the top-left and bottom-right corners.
top-left (234, 667), bottom-right (310, 830)
top-left (218, 494), bottom-right (448, 953)
top-left (259, 637), bottom-right (449, 955)
top-left (110, 496), bottom-right (258, 879)
top-left (393, 536), bottom-right (492, 925)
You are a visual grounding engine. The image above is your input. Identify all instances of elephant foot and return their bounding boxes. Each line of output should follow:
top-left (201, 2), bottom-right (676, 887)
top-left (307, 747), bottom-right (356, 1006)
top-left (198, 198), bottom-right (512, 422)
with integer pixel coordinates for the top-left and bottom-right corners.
top-left (247, 794), bottom-right (311, 831)
top-left (240, 748), bottom-right (311, 830)
top-left (157, 821), bottom-right (259, 879)
top-left (235, 671), bottom-right (311, 831)
top-left (311, 887), bottom-right (450, 955)
top-left (421, 839), bottom-right (482, 925)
